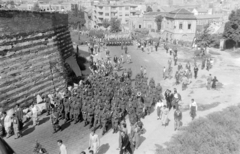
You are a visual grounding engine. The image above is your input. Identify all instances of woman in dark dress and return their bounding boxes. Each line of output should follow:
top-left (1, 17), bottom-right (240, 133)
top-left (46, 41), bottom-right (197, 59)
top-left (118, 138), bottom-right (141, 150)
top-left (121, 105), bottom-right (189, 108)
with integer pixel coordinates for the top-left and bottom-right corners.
top-left (212, 76), bottom-right (218, 89)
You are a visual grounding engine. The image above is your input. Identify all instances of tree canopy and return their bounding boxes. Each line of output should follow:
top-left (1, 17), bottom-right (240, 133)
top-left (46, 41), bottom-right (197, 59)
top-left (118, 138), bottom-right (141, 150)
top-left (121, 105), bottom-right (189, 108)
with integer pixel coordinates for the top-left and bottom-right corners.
top-left (110, 18), bottom-right (121, 33)
top-left (102, 19), bottom-right (110, 29)
top-left (68, 9), bottom-right (86, 30)
top-left (155, 15), bottom-right (163, 31)
top-left (195, 24), bottom-right (221, 48)
top-left (223, 9), bottom-right (240, 47)
top-left (146, 6), bottom-right (153, 12)
top-left (32, 3), bottom-right (41, 11)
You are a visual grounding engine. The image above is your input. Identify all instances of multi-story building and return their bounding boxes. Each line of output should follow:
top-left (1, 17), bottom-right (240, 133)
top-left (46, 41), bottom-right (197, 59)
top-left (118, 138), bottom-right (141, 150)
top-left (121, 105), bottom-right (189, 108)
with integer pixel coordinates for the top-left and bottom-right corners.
top-left (161, 8), bottom-right (197, 42)
top-left (92, 2), bottom-right (139, 28)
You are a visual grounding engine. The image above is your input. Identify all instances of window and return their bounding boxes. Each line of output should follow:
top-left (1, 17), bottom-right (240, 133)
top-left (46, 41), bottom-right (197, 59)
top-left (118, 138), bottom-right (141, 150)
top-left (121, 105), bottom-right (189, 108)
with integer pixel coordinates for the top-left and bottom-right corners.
top-left (119, 7), bottom-right (122, 10)
top-left (105, 13), bottom-right (109, 16)
top-left (179, 23), bottom-right (183, 29)
top-left (105, 7), bottom-right (109, 10)
top-left (188, 23), bottom-right (191, 30)
top-left (125, 14), bottom-right (129, 16)
top-left (125, 6), bottom-right (129, 10)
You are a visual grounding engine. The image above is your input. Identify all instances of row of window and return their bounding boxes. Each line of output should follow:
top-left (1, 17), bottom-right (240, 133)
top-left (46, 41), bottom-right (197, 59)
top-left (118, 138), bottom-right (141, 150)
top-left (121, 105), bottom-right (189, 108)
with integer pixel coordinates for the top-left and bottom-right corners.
top-left (98, 6), bottom-right (130, 10)
top-left (100, 13), bottom-right (129, 16)
top-left (166, 21), bottom-right (192, 30)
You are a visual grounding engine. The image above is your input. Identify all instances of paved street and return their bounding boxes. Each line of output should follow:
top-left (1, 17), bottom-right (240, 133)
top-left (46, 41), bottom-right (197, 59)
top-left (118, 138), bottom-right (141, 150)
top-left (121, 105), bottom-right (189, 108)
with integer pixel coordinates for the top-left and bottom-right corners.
top-left (6, 43), bottom-right (240, 154)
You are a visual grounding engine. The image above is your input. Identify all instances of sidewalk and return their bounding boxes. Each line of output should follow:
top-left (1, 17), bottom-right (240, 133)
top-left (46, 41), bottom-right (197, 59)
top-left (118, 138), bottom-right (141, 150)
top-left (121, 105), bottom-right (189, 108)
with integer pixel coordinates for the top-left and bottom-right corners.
top-left (82, 101), bottom-right (237, 154)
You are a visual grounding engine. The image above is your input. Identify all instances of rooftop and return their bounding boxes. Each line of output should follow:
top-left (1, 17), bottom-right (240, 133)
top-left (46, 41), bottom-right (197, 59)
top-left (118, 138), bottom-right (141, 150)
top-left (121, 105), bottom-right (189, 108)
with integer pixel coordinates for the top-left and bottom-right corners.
top-left (195, 14), bottom-right (223, 19)
top-left (165, 8), bottom-right (196, 20)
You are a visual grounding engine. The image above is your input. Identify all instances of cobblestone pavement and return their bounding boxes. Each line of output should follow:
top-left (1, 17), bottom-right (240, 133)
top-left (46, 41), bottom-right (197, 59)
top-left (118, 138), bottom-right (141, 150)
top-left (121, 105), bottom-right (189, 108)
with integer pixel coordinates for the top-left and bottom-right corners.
top-left (6, 44), bottom-right (169, 154)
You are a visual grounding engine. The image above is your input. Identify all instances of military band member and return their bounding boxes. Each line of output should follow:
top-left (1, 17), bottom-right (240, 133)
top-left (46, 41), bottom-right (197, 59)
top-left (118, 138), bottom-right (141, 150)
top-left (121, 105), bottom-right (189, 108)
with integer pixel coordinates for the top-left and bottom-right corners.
top-left (51, 108), bottom-right (61, 133)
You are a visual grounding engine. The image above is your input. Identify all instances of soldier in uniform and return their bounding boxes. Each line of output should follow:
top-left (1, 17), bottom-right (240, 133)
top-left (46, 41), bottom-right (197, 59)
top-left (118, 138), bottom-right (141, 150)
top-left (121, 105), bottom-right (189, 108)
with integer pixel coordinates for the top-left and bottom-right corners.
top-left (112, 108), bottom-right (119, 133)
top-left (70, 97), bottom-right (75, 121)
top-left (74, 100), bottom-right (80, 124)
top-left (93, 105), bottom-right (101, 129)
top-left (44, 95), bottom-right (51, 116)
top-left (101, 109), bottom-right (109, 135)
top-left (63, 95), bottom-right (70, 122)
top-left (87, 104), bottom-right (94, 128)
top-left (82, 101), bottom-right (88, 126)
top-left (50, 108), bottom-right (61, 133)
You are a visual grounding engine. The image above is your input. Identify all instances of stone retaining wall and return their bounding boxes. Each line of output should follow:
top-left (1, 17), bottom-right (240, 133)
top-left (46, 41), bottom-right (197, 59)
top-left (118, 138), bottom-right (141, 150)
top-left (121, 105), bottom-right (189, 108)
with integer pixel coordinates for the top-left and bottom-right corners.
top-left (0, 10), bottom-right (74, 110)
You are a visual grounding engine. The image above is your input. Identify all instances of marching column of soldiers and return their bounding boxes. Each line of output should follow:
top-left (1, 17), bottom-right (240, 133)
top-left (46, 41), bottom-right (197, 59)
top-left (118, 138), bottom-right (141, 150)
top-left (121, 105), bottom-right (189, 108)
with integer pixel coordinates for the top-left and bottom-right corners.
top-left (105, 38), bottom-right (133, 46)
top-left (44, 68), bottom-right (163, 136)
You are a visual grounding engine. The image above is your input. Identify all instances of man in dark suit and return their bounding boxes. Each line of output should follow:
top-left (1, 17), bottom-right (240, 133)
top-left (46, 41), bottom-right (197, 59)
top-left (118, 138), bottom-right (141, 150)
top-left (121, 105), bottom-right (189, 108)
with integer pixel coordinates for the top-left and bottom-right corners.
top-left (15, 104), bottom-right (23, 130)
top-left (120, 132), bottom-right (132, 154)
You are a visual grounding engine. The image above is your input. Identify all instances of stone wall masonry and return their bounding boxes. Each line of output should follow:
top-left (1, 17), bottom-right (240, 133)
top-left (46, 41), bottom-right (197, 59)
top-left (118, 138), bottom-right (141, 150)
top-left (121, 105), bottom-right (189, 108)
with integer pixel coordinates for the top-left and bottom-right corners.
top-left (0, 10), bottom-right (74, 110)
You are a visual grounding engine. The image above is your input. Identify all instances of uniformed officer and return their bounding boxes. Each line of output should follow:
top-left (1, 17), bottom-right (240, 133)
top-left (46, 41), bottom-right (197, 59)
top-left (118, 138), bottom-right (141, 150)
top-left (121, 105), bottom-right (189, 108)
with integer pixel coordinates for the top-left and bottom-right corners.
top-left (93, 105), bottom-right (101, 129)
top-left (82, 101), bottom-right (88, 126)
top-left (70, 97), bottom-right (75, 121)
top-left (63, 95), bottom-right (70, 122)
top-left (87, 104), bottom-right (94, 128)
top-left (51, 108), bottom-right (61, 133)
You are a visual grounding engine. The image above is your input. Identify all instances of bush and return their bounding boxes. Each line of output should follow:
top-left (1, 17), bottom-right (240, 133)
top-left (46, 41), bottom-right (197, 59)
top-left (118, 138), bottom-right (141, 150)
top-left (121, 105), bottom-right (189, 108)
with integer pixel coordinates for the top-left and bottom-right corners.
top-left (134, 28), bottom-right (149, 35)
top-left (157, 105), bottom-right (240, 154)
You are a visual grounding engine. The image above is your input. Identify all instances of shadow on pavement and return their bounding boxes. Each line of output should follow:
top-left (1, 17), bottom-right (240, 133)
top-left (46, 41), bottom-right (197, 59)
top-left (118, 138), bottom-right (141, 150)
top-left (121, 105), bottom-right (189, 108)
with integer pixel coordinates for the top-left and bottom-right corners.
top-left (22, 126), bottom-right (35, 136)
top-left (61, 121), bottom-right (71, 131)
top-left (39, 117), bottom-right (50, 125)
top-left (98, 143), bottom-right (110, 154)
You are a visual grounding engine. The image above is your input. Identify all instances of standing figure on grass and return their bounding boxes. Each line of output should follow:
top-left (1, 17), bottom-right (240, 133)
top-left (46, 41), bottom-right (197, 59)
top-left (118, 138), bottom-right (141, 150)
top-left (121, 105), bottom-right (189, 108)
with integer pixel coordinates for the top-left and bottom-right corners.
top-left (189, 99), bottom-right (198, 120)
top-left (89, 128), bottom-right (100, 154)
top-left (212, 76), bottom-right (218, 89)
top-left (174, 107), bottom-right (182, 131)
top-left (161, 105), bottom-right (169, 127)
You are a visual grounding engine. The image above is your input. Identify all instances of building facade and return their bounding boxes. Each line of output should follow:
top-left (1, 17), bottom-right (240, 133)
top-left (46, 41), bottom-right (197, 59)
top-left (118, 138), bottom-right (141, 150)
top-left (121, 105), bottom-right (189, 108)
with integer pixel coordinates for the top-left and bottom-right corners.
top-left (92, 2), bottom-right (139, 28)
top-left (162, 8), bottom-right (197, 42)
top-left (129, 12), bottom-right (164, 32)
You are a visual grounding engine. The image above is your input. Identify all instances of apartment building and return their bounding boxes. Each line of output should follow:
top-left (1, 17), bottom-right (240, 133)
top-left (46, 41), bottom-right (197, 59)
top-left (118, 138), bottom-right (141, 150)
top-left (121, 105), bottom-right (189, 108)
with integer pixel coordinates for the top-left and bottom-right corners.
top-left (92, 2), bottom-right (139, 28)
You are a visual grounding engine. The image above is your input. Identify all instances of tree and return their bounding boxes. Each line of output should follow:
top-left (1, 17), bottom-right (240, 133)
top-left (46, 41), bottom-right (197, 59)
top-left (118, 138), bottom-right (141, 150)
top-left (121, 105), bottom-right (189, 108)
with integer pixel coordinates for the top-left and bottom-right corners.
top-left (146, 6), bottom-right (153, 12)
top-left (223, 9), bottom-right (240, 48)
top-left (155, 15), bottom-right (163, 31)
top-left (68, 10), bottom-right (86, 30)
top-left (195, 24), bottom-right (222, 48)
top-left (102, 19), bottom-right (110, 29)
top-left (110, 18), bottom-right (121, 33)
top-left (195, 24), bottom-right (212, 48)
top-left (32, 3), bottom-right (41, 11)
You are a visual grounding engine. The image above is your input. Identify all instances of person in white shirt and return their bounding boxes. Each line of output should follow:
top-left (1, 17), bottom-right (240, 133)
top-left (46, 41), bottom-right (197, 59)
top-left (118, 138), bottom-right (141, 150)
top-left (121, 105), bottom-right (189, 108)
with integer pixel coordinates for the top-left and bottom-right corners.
top-left (58, 140), bottom-right (67, 154)
top-left (156, 101), bottom-right (164, 120)
top-left (89, 128), bottom-right (100, 154)
top-left (163, 67), bottom-right (166, 79)
top-left (189, 99), bottom-right (198, 120)
top-left (31, 103), bottom-right (39, 126)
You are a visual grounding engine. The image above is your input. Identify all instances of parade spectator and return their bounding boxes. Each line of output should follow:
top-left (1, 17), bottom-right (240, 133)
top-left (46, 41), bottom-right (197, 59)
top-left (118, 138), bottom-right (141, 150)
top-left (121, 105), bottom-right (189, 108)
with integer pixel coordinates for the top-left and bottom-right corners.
top-left (31, 103), bottom-right (39, 126)
top-left (174, 107), bottom-right (182, 131)
top-left (161, 105), bottom-right (169, 127)
top-left (190, 99), bottom-right (198, 120)
top-left (120, 132), bottom-right (132, 154)
top-left (163, 66), bottom-right (166, 79)
top-left (117, 121), bottom-right (128, 150)
top-left (207, 74), bottom-right (213, 90)
top-left (89, 128), bottom-right (100, 154)
top-left (4, 112), bottom-right (12, 138)
top-left (156, 100), bottom-right (164, 120)
top-left (212, 76), bottom-right (218, 89)
top-left (15, 104), bottom-right (24, 130)
top-left (57, 140), bottom-right (67, 154)
top-left (12, 113), bottom-right (21, 139)
top-left (194, 66), bottom-right (198, 79)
